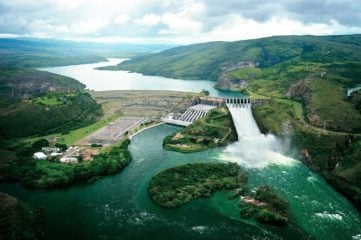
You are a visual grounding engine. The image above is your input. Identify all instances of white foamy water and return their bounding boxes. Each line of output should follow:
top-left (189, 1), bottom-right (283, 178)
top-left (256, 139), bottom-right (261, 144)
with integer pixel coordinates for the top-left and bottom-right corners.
top-left (315, 211), bottom-right (344, 221)
top-left (221, 103), bottom-right (296, 168)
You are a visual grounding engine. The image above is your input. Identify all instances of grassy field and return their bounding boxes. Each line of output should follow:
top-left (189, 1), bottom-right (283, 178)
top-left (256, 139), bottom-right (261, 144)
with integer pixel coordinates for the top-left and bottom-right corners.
top-left (273, 98), bottom-right (303, 120)
top-left (33, 96), bottom-right (63, 106)
top-left (29, 111), bottom-right (124, 146)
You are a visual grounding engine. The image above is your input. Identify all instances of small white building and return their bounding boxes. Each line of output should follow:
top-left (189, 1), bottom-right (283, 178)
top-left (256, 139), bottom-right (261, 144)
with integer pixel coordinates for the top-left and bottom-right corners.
top-left (33, 152), bottom-right (47, 160)
top-left (50, 152), bottom-right (63, 158)
top-left (60, 157), bottom-right (78, 164)
top-left (42, 147), bottom-right (61, 153)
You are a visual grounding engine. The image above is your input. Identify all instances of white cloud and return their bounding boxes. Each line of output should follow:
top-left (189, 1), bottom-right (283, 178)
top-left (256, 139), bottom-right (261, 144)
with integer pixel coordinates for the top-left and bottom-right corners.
top-left (114, 14), bottom-right (130, 25)
top-left (160, 13), bottom-right (202, 34)
top-left (134, 13), bottom-right (161, 26)
top-left (159, 1), bottom-right (204, 34)
top-left (0, 0), bottom-right (361, 43)
top-left (204, 15), bottom-right (347, 41)
top-left (28, 19), bottom-right (99, 37)
top-left (69, 20), bottom-right (109, 35)
top-left (54, 0), bottom-right (86, 10)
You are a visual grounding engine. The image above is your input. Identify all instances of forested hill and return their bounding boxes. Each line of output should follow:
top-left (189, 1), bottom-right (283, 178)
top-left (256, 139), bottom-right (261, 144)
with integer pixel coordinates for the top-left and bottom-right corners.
top-left (0, 68), bottom-right (102, 139)
top-left (116, 34), bottom-right (361, 80)
top-left (0, 38), bottom-right (174, 68)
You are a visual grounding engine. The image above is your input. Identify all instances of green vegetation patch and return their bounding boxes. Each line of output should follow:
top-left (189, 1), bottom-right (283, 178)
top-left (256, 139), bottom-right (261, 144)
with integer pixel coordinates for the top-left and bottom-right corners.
top-left (307, 78), bottom-right (361, 132)
top-left (163, 107), bottom-right (237, 153)
top-left (32, 92), bottom-right (69, 106)
top-left (239, 185), bottom-right (289, 225)
top-left (148, 162), bottom-right (244, 208)
top-left (252, 100), bottom-right (296, 135)
top-left (0, 92), bottom-right (102, 139)
top-left (22, 139), bottom-right (132, 188)
top-left (148, 163), bottom-right (289, 225)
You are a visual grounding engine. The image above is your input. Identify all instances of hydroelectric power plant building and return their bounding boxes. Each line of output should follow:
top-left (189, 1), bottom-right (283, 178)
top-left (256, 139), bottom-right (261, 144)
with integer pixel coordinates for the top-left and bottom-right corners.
top-left (162, 97), bottom-right (259, 127)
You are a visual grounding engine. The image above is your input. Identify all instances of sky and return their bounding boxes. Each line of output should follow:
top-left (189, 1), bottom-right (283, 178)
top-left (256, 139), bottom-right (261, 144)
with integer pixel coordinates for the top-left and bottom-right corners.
top-left (0, 0), bottom-right (361, 44)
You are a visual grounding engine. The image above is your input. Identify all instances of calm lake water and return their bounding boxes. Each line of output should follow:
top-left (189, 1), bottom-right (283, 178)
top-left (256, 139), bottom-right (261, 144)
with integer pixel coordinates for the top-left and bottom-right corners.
top-left (39, 58), bottom-right (238, 98)
top-left (1, 60), bottom-right (360, 240)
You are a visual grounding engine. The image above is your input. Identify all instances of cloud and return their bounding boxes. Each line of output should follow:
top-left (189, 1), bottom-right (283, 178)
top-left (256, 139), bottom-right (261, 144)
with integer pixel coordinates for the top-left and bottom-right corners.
top-left (0, 0), bottom-right (360, 43)
top-left (70, 20), bottom-right (109, 35)
top-left (54, 0), bottom-right (86, 10)
top-left (114, 14), bottom-right (130, 25)
top-left (134, 13), bottom-right (161, 26)
top-left (159, 1), bottom-right (204, 34)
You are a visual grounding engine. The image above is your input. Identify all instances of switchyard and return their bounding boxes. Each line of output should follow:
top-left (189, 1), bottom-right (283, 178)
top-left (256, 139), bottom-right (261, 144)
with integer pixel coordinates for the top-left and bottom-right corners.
top-left (77, 118), bottom-right (143, 146)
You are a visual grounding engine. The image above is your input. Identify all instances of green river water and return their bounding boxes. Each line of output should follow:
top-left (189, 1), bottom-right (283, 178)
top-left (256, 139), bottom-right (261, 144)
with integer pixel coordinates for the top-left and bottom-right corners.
top-left (1, 124), bottom-right (361, 240)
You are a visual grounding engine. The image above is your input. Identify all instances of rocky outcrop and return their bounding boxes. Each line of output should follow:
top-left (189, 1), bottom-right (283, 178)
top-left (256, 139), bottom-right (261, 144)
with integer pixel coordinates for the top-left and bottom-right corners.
top-left (216, 74), bottom-right (250, 90)
top-left (215, 61), bottom-right (256, 90)
top-left (286, 80), bottom-right (323, 127)
top-left (286, 80), bottom-right (310, 101)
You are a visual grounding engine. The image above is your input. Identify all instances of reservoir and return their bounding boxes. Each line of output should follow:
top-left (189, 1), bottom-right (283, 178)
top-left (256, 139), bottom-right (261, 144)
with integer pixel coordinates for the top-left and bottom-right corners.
top-left (38, 58), bottom-right (239, 98)
top-left (1, 60), bottom-right (360, 239)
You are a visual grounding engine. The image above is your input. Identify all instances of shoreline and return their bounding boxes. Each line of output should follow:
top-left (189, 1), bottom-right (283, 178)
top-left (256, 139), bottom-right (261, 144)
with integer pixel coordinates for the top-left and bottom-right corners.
top-left (129, 122), bottom-right (165, 139)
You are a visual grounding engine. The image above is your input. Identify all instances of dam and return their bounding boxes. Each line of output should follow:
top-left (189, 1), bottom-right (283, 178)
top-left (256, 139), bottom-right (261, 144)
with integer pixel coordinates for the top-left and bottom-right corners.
top-left (162, 97), bottom-right (255, 126)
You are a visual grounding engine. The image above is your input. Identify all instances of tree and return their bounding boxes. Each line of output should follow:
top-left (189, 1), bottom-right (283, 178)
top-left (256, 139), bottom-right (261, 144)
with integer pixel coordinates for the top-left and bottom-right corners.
top-left (31, 139), bottom-right (49, 150)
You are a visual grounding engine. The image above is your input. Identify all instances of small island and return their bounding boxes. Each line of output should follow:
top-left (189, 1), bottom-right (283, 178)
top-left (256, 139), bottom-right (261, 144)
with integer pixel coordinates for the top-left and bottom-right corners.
top-left (163, 107), bottom-right (237, 153)
top-left (148, 162), bottom-right (246, 208)
top-left (238, 185), bottom-right (289, 225)
top-left (149, 163), bottom-right (289, 226)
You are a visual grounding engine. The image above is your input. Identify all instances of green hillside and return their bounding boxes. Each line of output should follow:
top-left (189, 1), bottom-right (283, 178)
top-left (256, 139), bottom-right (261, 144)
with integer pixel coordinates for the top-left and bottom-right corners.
top-left (115, 35), bottom-right (361, 80)
top-left (0, 67), bottom-right (102, 139)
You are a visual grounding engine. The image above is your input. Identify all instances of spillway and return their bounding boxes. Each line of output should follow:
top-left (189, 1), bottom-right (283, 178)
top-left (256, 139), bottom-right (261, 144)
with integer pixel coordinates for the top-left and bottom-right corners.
top-left (223, 99), bottom-right (295, 168)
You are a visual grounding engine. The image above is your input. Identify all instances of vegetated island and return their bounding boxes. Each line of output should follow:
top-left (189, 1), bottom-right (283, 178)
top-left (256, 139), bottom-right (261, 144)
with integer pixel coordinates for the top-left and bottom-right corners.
top-left (148, 162), bottom-right (289, 225)
top-left (163, 107), bottom-right (237, 153)
top-left (0, 192), bottom-right (44, 239)
top-left (237, 185), bottom-right (289, 225)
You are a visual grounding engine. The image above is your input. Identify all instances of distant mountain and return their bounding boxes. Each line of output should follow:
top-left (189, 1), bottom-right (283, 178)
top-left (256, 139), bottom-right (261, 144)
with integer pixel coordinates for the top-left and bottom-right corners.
top-left (0, 38), bottom-right (176, 68)
top-left (116, 34), bottom-right (361, 81)
top-left (0, 38), bottom-right (176, 55)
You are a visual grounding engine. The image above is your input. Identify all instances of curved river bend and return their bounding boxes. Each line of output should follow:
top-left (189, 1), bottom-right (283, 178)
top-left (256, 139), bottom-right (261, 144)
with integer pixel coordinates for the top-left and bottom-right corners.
top-left (0, 59), bottom-right (360, 240)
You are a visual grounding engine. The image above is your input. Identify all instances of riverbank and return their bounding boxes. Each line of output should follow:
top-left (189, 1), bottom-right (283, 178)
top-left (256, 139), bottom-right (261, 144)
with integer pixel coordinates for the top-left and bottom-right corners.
top-left (129, 122), bottom-right (165, 138)
top-left (21, 139), bottom-right (132, 189)
top-left (251, 93), bottom-right (361, 210)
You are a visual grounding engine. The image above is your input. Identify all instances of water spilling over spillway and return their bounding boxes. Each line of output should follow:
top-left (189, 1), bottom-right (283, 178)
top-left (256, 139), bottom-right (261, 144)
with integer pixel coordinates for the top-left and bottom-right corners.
top-left (222, 101), bottom-right (296, 168)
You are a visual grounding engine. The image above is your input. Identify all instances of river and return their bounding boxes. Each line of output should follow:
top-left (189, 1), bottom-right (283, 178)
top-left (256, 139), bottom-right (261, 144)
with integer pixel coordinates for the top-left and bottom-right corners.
top-left (1, 59), bottom-right (361, 240)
